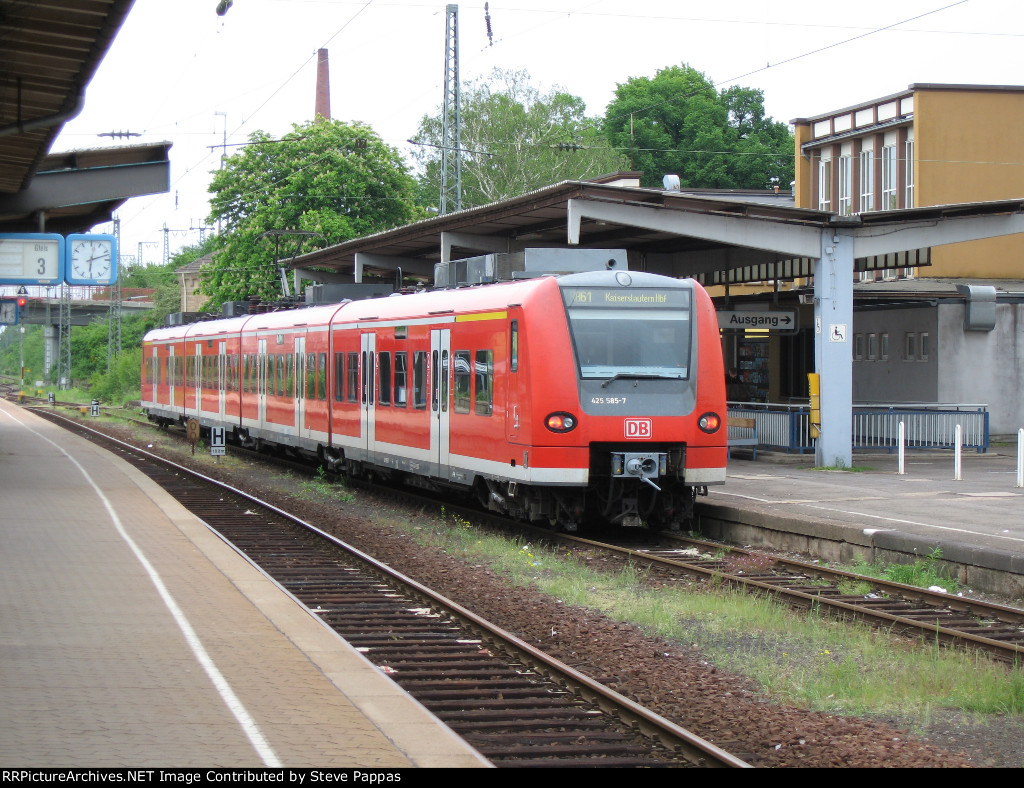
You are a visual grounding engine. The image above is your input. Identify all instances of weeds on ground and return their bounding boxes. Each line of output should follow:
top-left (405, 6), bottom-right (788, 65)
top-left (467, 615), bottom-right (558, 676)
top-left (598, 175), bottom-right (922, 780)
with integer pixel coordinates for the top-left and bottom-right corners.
top-left (850, 548), bottom-right (960, 594)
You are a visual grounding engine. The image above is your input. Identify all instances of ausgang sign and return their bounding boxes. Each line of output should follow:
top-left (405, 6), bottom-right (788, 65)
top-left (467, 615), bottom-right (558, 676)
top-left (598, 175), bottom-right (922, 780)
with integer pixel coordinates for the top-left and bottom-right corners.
top-left (717, 310), bottom-right (796, 330)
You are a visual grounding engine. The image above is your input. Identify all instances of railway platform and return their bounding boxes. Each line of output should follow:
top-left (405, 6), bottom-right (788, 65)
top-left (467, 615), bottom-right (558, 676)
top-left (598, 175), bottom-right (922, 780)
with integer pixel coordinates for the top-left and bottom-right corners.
top-left (702, 445), bottom-right (1024, 599)
top-left (0, 398), bottom-right (489, 769)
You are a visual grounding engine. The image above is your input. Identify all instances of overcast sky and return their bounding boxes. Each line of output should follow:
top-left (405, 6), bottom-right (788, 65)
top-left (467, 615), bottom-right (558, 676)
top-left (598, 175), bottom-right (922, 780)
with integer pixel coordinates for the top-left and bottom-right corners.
top-left (52, 0), bottom-right (1024, 266)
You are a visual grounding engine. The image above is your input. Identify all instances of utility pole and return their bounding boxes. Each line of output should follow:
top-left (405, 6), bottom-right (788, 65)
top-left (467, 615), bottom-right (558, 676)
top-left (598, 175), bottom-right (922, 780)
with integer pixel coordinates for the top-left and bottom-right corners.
top-left (440, 4), bottom-right (461, 215)
top-left (108, 217), bottom-right (123, 368)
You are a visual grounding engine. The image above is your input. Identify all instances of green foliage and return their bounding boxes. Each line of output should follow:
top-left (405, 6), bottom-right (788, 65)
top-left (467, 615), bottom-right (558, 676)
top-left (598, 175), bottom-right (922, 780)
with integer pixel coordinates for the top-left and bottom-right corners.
top-left (851, 548), bottom-right (960, 594)
top-left (202, 119), bottom-right (424, 308)
top-left (602, 63), bottom-right (794, 190)
top-left (411, 68), bottom-right (629, 209)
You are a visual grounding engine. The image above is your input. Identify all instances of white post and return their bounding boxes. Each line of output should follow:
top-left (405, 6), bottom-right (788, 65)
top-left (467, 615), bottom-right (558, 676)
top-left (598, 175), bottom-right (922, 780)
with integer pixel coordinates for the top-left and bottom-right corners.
top-left (1017, 428), bottom-right (1023, 489)
top-left (897, 420), bottom-right (905, 475)
top-left (953, 424), bottom-right (962, 481)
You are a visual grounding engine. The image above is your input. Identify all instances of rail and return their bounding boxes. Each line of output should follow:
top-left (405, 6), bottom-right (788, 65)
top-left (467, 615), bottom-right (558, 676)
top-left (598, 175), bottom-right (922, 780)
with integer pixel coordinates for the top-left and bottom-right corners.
top-left (727, 402), bottom-right (990, 454)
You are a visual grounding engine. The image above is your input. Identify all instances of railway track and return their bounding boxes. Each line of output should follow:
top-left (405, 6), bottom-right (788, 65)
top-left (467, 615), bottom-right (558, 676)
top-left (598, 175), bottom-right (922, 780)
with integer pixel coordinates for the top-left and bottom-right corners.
top-left (31, 406), bottom-right (748, 769)
top-left (547, 531), bottom-right (1024, 664)
top-left (24, 396), bottom-right (1024, 665)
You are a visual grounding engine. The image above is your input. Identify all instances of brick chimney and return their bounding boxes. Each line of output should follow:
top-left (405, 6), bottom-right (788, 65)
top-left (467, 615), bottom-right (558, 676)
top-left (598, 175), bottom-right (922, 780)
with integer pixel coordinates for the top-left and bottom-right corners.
top-left (315, 48), bottom-right (330, 121)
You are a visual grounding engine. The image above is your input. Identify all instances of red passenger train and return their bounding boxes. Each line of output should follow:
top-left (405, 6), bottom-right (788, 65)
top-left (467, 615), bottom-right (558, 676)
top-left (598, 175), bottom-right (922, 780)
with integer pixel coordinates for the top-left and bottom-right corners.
top-left (141, 250), bottom-right (727, 531)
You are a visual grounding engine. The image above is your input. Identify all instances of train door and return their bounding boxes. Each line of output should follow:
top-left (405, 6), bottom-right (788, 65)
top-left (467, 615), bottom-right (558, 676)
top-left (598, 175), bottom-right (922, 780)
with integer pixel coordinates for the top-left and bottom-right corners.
top-left (430, 328), bottom-right (451, 476)
top-left (360, 333), bottom-right (376, 455)
top-left (218, 341), bottom-right (227, 421)
top-left (257, 338), bottom-right (268, 427)
top-left (506, 315), bottom-right (522, 443)
top-left (295, 336), bottom-right (306, 437)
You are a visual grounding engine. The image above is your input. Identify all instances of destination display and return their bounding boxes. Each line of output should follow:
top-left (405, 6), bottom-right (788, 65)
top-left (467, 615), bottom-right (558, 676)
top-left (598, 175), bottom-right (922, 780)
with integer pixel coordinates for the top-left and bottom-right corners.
top-left (562, 287), bottom-right (690, 309)
top-left (0, 234), bottom-right (64, 285)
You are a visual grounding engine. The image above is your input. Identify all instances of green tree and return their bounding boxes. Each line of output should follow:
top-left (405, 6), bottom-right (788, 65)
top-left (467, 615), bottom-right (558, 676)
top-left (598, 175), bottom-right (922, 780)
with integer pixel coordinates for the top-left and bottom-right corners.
top-left (203, 119), bottom-right (424, 308)
top-left (411, 68), bottom-right (629, 209)
top-left (603, 64), bottom-right (793, 190)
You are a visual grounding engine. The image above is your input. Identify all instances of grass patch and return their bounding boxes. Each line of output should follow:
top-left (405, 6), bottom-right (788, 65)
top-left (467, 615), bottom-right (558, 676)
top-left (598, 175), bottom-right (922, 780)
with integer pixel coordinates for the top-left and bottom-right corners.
top-left (401, 512), bottom-right (1024, 721)
top-left (849, 548), bottom-right (960, 594)
top-left (297, 466), bottom-right (354, 503)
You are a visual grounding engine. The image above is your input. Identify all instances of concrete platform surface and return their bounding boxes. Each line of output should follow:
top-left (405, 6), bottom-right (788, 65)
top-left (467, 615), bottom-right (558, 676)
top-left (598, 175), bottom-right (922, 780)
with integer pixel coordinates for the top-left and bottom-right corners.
top-left (0, 399), bottom-right (489, 769)
top-left (702, 446), bottom-right (1024, 597)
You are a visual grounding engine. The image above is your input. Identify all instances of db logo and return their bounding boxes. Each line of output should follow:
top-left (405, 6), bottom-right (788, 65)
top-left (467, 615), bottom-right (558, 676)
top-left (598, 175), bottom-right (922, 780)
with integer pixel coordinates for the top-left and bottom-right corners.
top-left (624, 418), bottom-right (652, 439)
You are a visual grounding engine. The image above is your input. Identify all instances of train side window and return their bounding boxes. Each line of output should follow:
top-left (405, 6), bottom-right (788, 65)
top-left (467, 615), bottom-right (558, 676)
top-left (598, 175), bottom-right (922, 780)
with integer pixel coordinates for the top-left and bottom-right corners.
top-left (334, 352), bottom-right (345, 402)
top-left (394, 352), bottom-right (408, 407)
top-left (510, 320), bottom-right (518, 372)
top-left (441, 350), bottom-right (449, 413)
top-left (285, 353), bottom-right (294, 398)
top-left (306, 353), bottom-right (317, 400)
top-left (318, 353), bottom-right (327, 400)
top-left (278, 353), bottom-right (286, 396)
top-left (474, 350), bottom-right (493, 416)
top-left (379, 352), bottom-right (392, 405)
top-left (453, 350), bottom-right (471, 414)
top-left (346, 352), bottom-right (359, 402)
top-left (413, 351), bottom-right (427, 409)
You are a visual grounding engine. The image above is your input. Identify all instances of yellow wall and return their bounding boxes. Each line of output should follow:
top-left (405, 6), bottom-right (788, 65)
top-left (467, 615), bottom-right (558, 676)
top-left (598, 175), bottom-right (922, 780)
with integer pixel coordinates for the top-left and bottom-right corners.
top-left (914, 88), bottom-right (1024, 278)
top-left (792, 122), bottom-right (813, 208)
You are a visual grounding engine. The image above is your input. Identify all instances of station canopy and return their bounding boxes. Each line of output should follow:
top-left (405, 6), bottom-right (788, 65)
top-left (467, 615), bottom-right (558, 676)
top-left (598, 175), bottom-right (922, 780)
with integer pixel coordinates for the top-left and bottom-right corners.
top-left (287, 177), bottom-right (1024, 288)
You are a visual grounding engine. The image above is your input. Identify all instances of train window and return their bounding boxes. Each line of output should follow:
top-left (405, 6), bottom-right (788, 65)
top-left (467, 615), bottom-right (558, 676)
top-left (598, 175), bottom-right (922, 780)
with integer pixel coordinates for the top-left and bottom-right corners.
top-left (453, 350), bottom-right (472, 414)
top-left (510, 320), bottom-right (518, 372)
top-left (379, 352), bottom-right (392, 405)
top-left (318, 353), bottom-right (327, 400)
top-left (441, 350), bottom-right (449, 413)
top-left (347, 352), bottom-right (359, 403)
top-left (413, 351), bottom-right (427, 409)
top-left (334, 353), bottom-right (345, 402)
top-left (474, 350), bottom-right (493, 416)
top-left (394, 352), bottom-right (408, 407)
top-left (306, 353), bottom-right (317, 400)
top-left (563, 288), bottom-right (692, 381)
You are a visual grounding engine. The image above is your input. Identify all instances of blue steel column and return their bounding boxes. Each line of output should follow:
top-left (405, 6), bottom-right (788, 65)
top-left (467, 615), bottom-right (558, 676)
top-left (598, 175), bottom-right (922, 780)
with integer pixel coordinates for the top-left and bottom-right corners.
top-left (813, 230), bottom-right (854, 467)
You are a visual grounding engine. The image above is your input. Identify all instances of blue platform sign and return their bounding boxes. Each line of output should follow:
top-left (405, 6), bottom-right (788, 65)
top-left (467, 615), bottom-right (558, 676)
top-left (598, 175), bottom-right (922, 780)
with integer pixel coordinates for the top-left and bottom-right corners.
top-left (0, 234), bottom-right (65, 286)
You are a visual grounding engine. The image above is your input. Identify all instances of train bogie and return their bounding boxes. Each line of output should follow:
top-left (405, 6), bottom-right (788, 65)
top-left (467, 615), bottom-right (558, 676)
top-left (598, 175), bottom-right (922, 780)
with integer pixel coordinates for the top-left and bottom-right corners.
top-left (141, 255), bottom-right (727, 531)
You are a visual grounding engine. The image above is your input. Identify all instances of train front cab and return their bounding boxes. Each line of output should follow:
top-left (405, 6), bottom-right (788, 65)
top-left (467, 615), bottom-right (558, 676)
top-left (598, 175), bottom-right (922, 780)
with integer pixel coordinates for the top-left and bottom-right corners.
top-left (513, 270), bottom-right (727, 530)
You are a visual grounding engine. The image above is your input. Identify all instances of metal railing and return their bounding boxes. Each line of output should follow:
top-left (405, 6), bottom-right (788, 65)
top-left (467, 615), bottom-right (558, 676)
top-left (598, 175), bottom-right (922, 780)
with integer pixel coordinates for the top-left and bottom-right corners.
top-left (727, 402), bottom-right (990, 454)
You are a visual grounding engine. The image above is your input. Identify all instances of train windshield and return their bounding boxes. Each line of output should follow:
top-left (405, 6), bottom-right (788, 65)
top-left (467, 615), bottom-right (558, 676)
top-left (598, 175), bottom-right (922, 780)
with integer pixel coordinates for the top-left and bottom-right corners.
top-left (562, 286), bottom-right (692, 381)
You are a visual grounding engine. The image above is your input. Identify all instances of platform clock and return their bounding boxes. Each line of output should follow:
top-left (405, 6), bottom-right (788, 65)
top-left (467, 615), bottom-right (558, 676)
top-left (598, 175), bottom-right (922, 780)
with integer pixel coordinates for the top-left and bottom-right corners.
top-left (65, 234), bottom-right (118, 285)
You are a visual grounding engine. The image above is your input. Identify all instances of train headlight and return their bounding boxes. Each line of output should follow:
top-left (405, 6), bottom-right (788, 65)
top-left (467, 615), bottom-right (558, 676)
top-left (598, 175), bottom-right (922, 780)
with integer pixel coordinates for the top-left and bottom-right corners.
top-left (545, 412), bottom-right (578, 433)
top-left (698, 412), bottom-right (722, 433)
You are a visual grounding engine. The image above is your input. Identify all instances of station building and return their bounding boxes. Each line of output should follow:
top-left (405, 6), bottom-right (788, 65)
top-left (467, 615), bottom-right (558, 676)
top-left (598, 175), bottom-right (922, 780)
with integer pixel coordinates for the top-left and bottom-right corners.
top-left (787, 84), bottom-right (1024, 437)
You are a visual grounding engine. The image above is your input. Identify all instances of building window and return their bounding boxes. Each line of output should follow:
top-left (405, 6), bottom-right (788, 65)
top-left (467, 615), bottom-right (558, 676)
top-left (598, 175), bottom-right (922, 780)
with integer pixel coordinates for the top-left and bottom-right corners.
top-left (854, 333), bottom-right (865, 361)
top-left (904, 138), bottom-right (915, 208)
top-left (881, 145), bottom-right (898, 209)
top-left (867, 333), bottom-right (878, 360)
top-left (859, 150), bottom-right (874, 212)
top-left (880, 333), bottom-right (889, 361)
top-left (904, 332), bottom-right (917, 361)
top-left (918, 332), bottom-right (929, 362)
top-left (818, 157), bottom-right (831, 211)
top-left (837, 156), bottom-right (853, 215)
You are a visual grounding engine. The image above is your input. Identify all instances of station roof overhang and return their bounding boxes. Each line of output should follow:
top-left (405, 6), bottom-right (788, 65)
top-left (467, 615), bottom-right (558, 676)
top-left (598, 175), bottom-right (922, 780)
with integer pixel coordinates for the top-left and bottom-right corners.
top-left (287, 179), bottom-right (1024, 287)
top-left (0, 0), bottom-right (171, 235)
